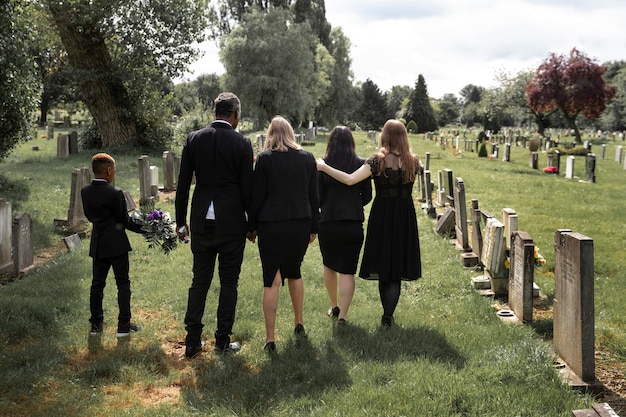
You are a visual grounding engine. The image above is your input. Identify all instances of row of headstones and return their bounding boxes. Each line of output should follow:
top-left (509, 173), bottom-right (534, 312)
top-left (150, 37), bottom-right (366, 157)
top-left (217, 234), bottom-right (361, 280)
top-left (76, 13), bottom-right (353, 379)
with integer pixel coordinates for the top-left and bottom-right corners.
top-left (56, 131), bottom-right (80, 159)
top-left (424, 166), bottom-right (597, 388)
top-left (137, 151), bottom-right (180, 204)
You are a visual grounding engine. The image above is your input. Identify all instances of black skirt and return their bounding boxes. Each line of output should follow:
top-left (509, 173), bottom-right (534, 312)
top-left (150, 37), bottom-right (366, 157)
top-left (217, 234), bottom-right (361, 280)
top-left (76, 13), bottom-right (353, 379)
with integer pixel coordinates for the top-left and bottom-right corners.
top-left (258, 219), bottom-right (312, 287)
top-left (318, 221), bottom-right (364, 275)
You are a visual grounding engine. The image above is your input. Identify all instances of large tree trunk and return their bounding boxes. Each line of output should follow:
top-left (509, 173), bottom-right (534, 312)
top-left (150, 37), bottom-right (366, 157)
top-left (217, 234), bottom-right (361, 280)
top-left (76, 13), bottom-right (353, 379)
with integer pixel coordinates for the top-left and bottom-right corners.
top-left (48, 4), bottom-right (138, 147)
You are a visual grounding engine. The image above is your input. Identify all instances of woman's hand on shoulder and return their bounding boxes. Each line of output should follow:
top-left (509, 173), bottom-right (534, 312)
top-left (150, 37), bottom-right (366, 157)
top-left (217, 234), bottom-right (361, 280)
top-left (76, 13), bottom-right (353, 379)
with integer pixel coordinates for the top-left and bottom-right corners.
top-left (316, 158), bottom-right (327, 172)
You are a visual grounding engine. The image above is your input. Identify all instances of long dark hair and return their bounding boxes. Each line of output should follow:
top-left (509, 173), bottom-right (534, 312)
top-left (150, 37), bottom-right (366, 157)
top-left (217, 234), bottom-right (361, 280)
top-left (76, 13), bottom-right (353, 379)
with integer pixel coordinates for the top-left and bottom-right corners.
top-left (324, 126), bottom-right (362, 172)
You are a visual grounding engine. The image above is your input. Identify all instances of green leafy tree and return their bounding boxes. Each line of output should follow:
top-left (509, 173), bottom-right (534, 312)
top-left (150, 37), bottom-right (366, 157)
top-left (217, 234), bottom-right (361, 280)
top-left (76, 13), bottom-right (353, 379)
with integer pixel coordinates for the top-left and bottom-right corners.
top-left (356, 79), bottom-right (388, 131)
top-left (404, 74), bottom-right (437, 133)
top-left (436, 93), bottom-right (461, 127)
top-left (0, 0), bottom-right (39, 158)
top-left (598, 61), bottom-right (626, 132)
top-left (526, 48), bottom-right (616, 143)
top-left (45, 0), bottom-right (210, 148)
top-left (220, 7), bottom-right (321, 124)
top-left (387, 85), bottom-right (412, 119)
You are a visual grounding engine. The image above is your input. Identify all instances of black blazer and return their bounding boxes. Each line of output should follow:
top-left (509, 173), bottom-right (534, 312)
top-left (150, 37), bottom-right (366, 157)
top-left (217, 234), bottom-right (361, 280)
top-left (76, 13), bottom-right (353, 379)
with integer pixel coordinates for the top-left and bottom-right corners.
top-left (175, 121), bottom-right (254, 235)
top-left (249, 148), bottom-right (319, 233)
top-left (81, 180), bottom-right (143, 259)
top-left (319, 157), bottom-right (372, 223)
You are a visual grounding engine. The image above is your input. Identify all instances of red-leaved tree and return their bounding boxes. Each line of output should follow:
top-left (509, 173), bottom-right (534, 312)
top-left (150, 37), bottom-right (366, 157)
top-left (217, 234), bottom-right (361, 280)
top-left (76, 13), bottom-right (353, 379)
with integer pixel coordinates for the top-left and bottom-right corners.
top-left (526, 48), bottom-right (616, 143)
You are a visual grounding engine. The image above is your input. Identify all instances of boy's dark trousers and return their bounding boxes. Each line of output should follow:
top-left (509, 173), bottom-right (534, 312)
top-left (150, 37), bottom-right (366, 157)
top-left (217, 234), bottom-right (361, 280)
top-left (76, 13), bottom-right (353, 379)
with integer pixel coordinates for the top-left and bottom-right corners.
top-left (90, 253), bottom-right (131, 324)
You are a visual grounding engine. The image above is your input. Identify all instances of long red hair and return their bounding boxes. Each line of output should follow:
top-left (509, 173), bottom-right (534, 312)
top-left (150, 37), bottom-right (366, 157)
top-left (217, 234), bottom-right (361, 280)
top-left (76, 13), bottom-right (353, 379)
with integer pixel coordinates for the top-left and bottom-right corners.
top-left (374, 120), bottom-right (418, 183)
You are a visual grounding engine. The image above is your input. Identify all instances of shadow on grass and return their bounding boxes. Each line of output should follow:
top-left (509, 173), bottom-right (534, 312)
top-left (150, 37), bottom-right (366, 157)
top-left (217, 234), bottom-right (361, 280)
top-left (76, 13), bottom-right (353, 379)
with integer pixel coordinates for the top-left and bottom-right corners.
top-left (0, 173), bottom-right (30, 206)
top-left (331, 322), bottom-right (467, 370)
top-left (180, 336), bottom-right (351, 414)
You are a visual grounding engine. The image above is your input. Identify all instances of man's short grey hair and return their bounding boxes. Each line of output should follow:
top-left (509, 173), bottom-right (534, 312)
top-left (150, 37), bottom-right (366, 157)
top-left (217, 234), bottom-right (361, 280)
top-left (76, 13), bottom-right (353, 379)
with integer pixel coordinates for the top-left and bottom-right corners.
top-left (214, 92), bottom-right (240, 117)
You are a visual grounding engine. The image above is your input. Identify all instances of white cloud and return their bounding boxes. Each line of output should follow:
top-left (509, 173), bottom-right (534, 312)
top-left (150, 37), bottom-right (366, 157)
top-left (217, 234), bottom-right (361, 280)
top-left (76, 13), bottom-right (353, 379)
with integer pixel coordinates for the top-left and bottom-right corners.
top-left (184, 1), bottom-right (626, 99)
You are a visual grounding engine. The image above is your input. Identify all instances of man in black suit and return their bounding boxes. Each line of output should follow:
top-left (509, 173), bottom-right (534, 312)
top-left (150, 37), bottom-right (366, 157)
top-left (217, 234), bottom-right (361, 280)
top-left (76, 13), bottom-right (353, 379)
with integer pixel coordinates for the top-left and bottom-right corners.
top-left (175, 92), bottom-right (254, 358)
top-left (81, 153), bottom-right (145, 338)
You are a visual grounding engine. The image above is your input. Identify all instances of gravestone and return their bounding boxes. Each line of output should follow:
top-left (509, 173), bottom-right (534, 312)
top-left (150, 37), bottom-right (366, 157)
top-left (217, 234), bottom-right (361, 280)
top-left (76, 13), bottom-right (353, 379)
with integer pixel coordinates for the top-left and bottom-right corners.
top-left (69, 131), bottom-right (79, 154)
top-left (481, 217), bottom-right (507, 294)
top-left (138, 155), bottom-right (152, 204)
top-left (57, 134), bottom-right (69, 159)
top-left (470, 199), bottom-right (487, 263)
top-left (502, 143), bottom-right (511, 162)
top-left (162, 151), bottom-right (176, 192)
top-left (443, 168), bottom-right (454, 205)
top-left (417, 166), bottom-right (426, 202)
top-left (0, 199), bottom-right (13, 273)
top-left (424, 152), bottom-right (431, 171)
top-left (529, 152), bottom-right (538, 169)
top-left (584, 154), bottom-right (596, 183)
top-left (508, 231), bottom-right (534, 323)
top-left (436, 170), bottom-right (445, 206)
top-left (600, 144), bottom-right (606, 160)
top-left (435, 206), bottom-right (455, 237)
top-left (554, 229), bottom-right (595, 383)
top-left (123, 191), bottom-right (136, 212)
top-left (68, 167), bottom-right (91, 227)
top-left (615, 146), bottom-right (622, 164)
top-left (423, 170), bottom-right (436, 218)
top-left (502, 208), bottom-right (518, 251)
top-left (566, 156), bottom-right (575, 179)
top-left (12, 212), bottom-right (34, 276)
top-left (46, 123), bottom-right (54, 140)
top-left (573, 403), bottom-right (619, 417)
top-left (150, 166), bottom-right (159, 198)
top-left (453, 178), bottom-right (471, 252)
top-left (63, 233), bottom-right (83, 252)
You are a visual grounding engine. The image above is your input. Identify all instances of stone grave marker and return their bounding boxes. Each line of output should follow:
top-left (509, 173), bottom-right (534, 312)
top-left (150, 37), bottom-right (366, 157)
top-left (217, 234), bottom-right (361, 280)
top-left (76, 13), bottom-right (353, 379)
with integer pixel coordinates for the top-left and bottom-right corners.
top-left (57, 133), bottom-right (69, 159)
top-left (565, 156), bottom-right (575, 179)
top-left (584, 154), bottom-right (596, 183)
top-left (502, 208), bottom-right (518, 251)
top-left (529, 152), bottom-right (538, 169)
top-left (424, 152), bottom-right (430, 171)
top-left (150, 165), bottom-right (159, 198)
top-left (162, 151), bottom-right (176, 192)
top-left (615, 146), bottom-right (622, 164)
top-left (423, 170), bottom-right (436, 218)
top-left (436, 170), bottom-right (445, 206)
top-left (12, 212), bottom-right (34, 276)
top-left (68, 167), bottom-right (91, 227)
top-left (481, 217), bottom-right (507, 294)
top-left (69, 131), bottom-right (79, 154)
top-left (554, 229), bottom-right (595, 383)
top-left (600, 144), bottom-right (606, 160)
top-left (508, 231), bottom-right (534, 323)
top-left (0, 199), bottom-right (13, 273)
top-left (453, 177), bottom-right (471, 252)
top-left (64, 233), bottom-right (83, 252)
top-left (46, 123), bottom-right (54, 140)
top-left (435, 206), bottom-right (455, 237)
top-left (502, 143), bottom-right (511, 162)
top-left (138, 155), bottom-right (152, 204)
top-left (443, 168), bottom-right (454, 205)
top-left (470, 199), bottom-right (487, 263)
top-left (123, 191), bottom-right (136, 212)
top-left (417, 165), bottom-right (426, 202)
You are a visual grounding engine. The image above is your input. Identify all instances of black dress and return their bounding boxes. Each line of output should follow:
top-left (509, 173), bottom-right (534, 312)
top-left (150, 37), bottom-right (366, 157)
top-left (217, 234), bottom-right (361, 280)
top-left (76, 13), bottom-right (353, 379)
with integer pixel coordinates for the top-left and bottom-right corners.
top-left (359, 156), bottom-right (421, 282)
top-left (318, 157), bottom-right (372, 274)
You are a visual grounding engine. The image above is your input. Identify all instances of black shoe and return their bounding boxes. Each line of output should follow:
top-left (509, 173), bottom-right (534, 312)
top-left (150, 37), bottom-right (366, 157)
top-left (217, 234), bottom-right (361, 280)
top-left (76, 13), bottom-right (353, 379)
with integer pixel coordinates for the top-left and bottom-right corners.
top-left (185, 341), bottom-right (206, 359)
top-left (294, 323), bottom-right (306, 337)
top-left (338, 318), bottom-right (347, 326)
top-left (90, 322), bottom-right (103, 336)
top-left (215, 341), bottom-right (241, 355)
top-left (381, 315), bottom-right (393, 330)
top-left (263, 341), bottom-right (276, 352)
top-left (116, 322), bottom-right (140, 338)
top-left (327, 306), bottom-right (340, 318)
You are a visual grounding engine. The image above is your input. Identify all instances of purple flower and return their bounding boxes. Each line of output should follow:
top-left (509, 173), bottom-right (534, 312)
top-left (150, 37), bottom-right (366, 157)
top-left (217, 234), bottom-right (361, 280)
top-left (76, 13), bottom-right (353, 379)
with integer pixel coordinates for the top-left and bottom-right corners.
top-left (147, 209), bottom-right (163, 221)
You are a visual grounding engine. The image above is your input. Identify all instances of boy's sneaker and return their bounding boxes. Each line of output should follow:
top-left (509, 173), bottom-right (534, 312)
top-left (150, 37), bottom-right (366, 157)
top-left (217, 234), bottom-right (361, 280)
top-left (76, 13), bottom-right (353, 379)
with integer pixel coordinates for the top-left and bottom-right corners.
top-left (116, 321), bottom-right (140, 338)
top-left (90, 322), bottom-right (103, 336)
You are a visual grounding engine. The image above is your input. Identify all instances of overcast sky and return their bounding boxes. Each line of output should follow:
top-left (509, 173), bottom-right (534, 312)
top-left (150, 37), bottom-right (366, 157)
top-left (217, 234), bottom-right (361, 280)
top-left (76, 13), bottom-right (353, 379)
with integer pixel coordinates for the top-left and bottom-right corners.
top-left (184, 0), bottom-right (626, 99)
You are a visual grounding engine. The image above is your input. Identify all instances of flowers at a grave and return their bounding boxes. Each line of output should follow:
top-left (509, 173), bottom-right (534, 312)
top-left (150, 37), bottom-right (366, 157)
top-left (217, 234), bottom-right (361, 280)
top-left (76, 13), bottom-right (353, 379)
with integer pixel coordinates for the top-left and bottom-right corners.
top-left (534, 247), bottom-right (546, 268)
top-left (130, 208), bottom-right (179, 254)
top-left (542, 165), bottom-right (559, 174)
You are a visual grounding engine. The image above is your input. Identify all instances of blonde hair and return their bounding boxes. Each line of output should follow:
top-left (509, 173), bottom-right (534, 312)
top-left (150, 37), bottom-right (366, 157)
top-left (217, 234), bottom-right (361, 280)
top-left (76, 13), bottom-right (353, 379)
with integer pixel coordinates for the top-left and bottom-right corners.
top-left (263, 116), bottom-right (301, 152)
top-left (91, 153), bottom-right (115, 175)
top-left (375, 119), bottom-right (418, 183)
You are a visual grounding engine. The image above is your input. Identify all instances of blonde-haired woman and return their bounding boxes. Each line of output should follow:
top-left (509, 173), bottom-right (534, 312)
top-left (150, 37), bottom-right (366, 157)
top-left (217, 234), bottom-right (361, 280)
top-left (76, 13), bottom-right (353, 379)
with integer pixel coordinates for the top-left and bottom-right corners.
top-left (248, 116), bottom-right (319, 351)
top-left (316, 119), bottom-right (422, 329)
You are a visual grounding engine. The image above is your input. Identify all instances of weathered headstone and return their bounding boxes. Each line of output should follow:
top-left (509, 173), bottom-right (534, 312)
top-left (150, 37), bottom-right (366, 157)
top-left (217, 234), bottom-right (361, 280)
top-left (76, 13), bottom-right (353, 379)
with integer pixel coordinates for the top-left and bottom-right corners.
top-left (600, 144), bottom-right (606, 160)
top-left (138, 155), bottom-right (152, 204)
top-left (57, 133), bottom-right (69, 159)
top-left (481, 217), bottom-right (507, 294)
top-left (63, 233), bottom-right (83, 252)
top-left (508, 231), bottom-right (534, 323)
top-left (584, 154), bottom-right (596, 183)
top-left (46, 123), bottom-right (54, 140)
top-left (502, 208), bottom-right (518, 251)
top-left (554, 229), bottom-right (595, 383)
top-left (443, 168), bottom-right (454, 205)
top-left (69, 131), bottom-right (79, 154)
top-left (423, 170), bottom-right (436, 218)
top-left (615, 146), bottom-right (622, 164)
top-left (123, 191), bottom-right (136, 212)
top-left (436, 170), bottom-right (445, 206)
top-left (566, 156), bottom-right (575, 179)
top-left (529, 152), bottom-right (538, 169)
top-left (470, 199), bottom-right (487, 263)
top-left (453, 178), bottom-right (471, 252)
top-left (502, 143), bottom-right (511, 162)
top-left (0, 199), bottom-right (13, 273)
top-left (68, 167), bottom-right (91, 227)
top-left (162, 151), bottom-right (176, 192)
top-left (12, 212), bottom-right (34, 276)
top-left (435, 206), bottom-right (455, 237)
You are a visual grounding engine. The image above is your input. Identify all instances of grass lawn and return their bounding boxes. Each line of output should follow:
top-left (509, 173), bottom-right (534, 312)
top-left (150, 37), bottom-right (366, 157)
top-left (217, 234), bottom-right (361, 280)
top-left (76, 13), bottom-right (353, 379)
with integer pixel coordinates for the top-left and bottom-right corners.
top-left (0, 128), bottom-right (624, 416)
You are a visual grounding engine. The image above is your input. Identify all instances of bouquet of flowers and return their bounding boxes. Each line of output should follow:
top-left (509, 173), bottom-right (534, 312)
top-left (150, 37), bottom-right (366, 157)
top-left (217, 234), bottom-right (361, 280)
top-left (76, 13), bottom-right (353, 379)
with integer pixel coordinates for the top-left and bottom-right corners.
top-left (542, 165), bottom-right (558, 174)
top-left (130, 207), bottom-right (179, 254)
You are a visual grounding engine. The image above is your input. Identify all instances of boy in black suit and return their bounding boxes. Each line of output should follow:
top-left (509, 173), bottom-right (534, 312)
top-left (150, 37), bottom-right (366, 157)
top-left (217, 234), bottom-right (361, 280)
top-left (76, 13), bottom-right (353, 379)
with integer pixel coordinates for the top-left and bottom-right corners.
top-left (81, 153), bottom-right (144, 337)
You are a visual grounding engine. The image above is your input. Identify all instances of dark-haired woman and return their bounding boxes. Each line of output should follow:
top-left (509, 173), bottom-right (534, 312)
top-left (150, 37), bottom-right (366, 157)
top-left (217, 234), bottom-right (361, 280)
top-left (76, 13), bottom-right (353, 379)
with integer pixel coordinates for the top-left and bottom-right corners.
top-left (318, 126), bottom-right (372, 324)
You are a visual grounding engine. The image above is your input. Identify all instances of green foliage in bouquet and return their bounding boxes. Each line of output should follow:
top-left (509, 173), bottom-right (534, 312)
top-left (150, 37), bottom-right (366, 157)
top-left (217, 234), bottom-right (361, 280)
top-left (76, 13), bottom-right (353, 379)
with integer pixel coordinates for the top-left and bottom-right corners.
top-left (131, 203), bottom-right (179, 254)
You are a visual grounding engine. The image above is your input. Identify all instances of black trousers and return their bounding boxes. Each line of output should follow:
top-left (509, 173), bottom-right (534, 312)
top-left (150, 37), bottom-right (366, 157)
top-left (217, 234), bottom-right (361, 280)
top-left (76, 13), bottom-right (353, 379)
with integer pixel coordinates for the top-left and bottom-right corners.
top-left (90, 253), bottom-right (131, 324)
top-left (185, 221), bottom-right (245, 349)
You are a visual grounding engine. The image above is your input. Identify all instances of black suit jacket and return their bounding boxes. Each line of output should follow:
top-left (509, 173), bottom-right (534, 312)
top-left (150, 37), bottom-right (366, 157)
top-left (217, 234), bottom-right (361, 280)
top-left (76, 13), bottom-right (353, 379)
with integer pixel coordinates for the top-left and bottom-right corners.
top-left (81, 180), bottom-right (142, 259)
top-left (249, 148), bottom-right (319, 233)
top-left (319, 157), bottom-right (372, 223)
top-left (175, 121), bottom-right (254, 235)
